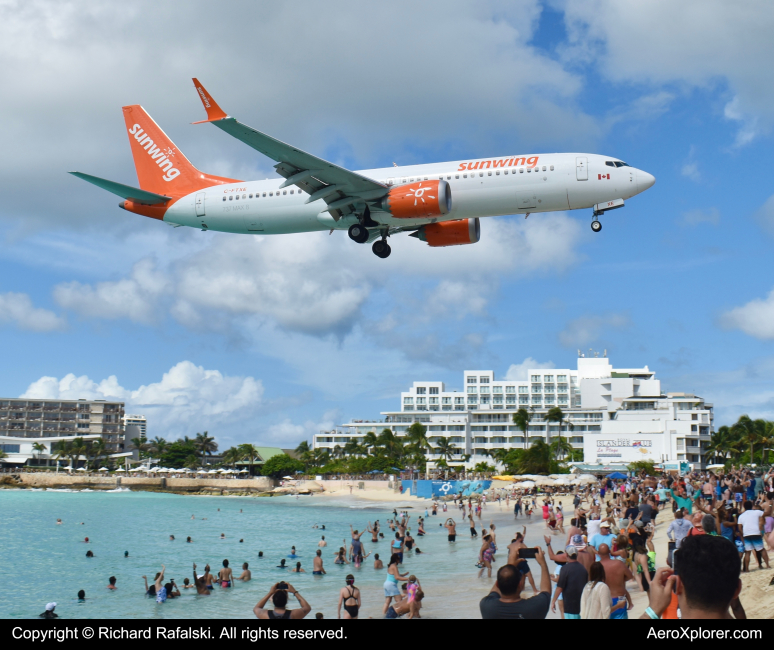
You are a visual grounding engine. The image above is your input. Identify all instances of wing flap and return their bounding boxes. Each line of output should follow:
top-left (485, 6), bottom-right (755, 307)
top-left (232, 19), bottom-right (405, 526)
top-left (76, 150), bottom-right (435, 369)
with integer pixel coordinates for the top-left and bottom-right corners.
top-left (68, 172), bottom-right (172, 205)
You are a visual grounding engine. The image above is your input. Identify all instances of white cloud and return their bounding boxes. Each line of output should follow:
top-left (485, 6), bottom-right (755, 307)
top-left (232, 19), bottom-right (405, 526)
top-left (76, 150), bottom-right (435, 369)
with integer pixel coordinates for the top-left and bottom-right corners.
top-left (755, 194), bottom-right (774, 238)
top-left (560, 0), bottom-right (774, 145)
top-left (20, 361), bottom-right (264, 437)
top-left (719, 288), bottom-right (774, 340)
top-left (682, 208), bottom-right (719, 227)
top-left (504, 357), bottom-right (556, 381)
top-left (0, 291), bottom-right (66, 331)
top-left (680, 163), bottom-right (700, 182)
top-left (557, 312), bottom-right (630, 348)
top-left (265, 409), bottom-right (340, 446)
top-left (53, 258), bottom-right (170, 324)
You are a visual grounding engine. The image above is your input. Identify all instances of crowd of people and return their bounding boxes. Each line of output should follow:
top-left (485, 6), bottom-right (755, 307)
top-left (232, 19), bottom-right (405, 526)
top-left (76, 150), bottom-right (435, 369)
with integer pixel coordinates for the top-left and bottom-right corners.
top-left (41, 465), bottom-right (772, 619)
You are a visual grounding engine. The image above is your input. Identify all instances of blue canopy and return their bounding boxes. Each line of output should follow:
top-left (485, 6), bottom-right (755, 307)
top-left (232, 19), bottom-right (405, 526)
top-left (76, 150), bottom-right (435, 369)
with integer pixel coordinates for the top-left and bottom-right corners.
top-left (367, 469), bottom-right (381, 474)
top-left (607, 471), bottom-right (628, 479)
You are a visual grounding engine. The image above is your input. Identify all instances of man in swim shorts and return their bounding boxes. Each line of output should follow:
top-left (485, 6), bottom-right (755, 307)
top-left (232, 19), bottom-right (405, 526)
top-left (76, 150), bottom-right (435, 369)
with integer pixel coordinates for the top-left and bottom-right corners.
top-left (237, 563), bottom-right (251, 581)
top-left (313, 549), bottom-right (326, 575)
top-left (444, 518), bottom-right (457, 542)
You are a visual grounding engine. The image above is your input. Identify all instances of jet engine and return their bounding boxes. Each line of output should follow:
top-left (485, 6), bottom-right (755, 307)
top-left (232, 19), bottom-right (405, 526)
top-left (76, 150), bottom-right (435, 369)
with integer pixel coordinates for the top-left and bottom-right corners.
top-left (381, 180), bottom-right (452, 219)
top-left (412, 218), bottom-right (480, 247)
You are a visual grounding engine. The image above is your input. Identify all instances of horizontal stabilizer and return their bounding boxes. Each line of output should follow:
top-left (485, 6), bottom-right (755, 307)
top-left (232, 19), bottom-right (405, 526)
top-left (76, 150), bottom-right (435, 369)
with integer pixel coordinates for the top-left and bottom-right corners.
top-left (68, 172), bottom-right (171, 205)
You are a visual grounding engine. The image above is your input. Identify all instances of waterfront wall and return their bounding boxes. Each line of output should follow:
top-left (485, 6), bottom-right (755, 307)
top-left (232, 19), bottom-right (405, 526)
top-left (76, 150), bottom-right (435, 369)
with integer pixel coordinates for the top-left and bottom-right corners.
top-left (310, 479), bottom-right (394, 492)
top-left (12, 473), bottom-right (274, 492)
top-left (401, 479), bottom-right (493, 499)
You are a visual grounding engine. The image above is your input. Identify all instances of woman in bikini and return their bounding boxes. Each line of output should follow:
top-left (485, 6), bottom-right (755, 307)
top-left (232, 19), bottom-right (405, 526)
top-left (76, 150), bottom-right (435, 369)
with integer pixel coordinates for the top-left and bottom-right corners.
top-left (338, 575), bottom-right (361, 619)
top-left (477, 534), bottom-right (494, 579)
top-left (334, 547), bottom-right (349, 564)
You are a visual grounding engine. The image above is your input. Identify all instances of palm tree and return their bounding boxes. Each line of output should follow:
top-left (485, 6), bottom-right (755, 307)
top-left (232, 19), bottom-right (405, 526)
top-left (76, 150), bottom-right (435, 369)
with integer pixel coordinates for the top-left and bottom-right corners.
top-left (362, 431), bottom-right (379, 455)
top-left (550, 436), bottom-right (574, 463)
top-left (238, 443), bottom-right (261, 476)
top-left (312, 448), bottom-right (330, 469)
top-left (52, 440), bottom-right (73, 469)
top-left (343, 439), bottom-right (363, 458)
top-left (70, 437), bottom-right (89, 469)
top-left (221, 446), bottom-right (243, 469)
top-left (332, 445), bottom-right (344, 460)
top-left (707, 426), bottom-right (733, 464)
top-left (88, 438), bottom-right (107, 470)
top-left (147, 436), bottom-right (168, 457)
top-left (405, 422), bottom-right (429, 453)
top-left (130, 436), bottom-right (149, 459)
top-left (31, 442), bottom-right (47, 464)
top-left (544, 407), bottom-right (574, 460)
top-left (731, 415), bottom-right (759, 465)
top-left (757, 420), bottom-right (774, 465)
top-left (295, 440), bottom-right (311, 456)
top-left (516, 439), bottom-right (553, 475)
top-left (194, 432), bottom-right (218, 467)
top-left (434, 436), bottom-right (457, 464)
top-left (0, 449), bottom-right (7, 462)
top-left (513, 408), bottom-right (532, 450)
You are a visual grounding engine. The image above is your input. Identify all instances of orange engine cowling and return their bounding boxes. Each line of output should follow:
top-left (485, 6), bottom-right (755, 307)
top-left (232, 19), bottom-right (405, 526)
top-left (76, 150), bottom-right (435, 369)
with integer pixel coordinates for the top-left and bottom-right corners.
top-left (413, 218), bottom-right (480, 247)
top-left (380, 180), bottom-right (452, 219)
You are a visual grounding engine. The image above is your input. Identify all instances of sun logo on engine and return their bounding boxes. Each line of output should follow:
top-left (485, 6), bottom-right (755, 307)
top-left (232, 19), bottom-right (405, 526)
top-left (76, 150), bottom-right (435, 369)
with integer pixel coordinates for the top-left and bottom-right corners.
top-left (164, 147), bottom-right (176, 158)
top-left (406, 183), bottom-right (436, 206)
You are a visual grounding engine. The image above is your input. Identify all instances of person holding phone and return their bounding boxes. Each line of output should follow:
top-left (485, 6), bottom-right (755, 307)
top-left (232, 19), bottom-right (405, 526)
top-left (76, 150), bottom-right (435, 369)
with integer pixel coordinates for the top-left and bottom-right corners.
top-left (254, 582), bottom-right (311, 619)
top-left (479, 546), bottom-right (551, 619)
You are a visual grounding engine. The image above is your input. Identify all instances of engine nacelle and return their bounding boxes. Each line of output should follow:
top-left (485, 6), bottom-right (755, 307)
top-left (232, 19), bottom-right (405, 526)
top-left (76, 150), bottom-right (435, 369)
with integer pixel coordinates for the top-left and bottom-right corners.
top-left (380, 180), bottom-right (452, 219)
top-left (413, 218), bottom-right (480, 247)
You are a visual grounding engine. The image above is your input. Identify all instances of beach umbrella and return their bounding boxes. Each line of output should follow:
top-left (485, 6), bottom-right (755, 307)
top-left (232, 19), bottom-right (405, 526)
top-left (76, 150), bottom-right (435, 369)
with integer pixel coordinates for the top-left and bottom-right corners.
top-left (607, 472), bottom-right (628, 479)
top-left (238, 469), bottom-right (248, 473)
top-left (63, 465), bottom-right (73, 470)
top-left (207, 469), bottom-right (219, 474)
top-left (98, 467), bottom-right (108, 472)
top-left (534, 477), bottom-right (556, 486)
top-left (114, 467), bottom-right (126, 472)
top-left (283, 475), bottom-right (295, 479)
top-left (76, 467), bottom-right (87, 471)
top-left (516, 480), bottom-right (536, 488)
top-left (553, 476), bottom-right (572, 484)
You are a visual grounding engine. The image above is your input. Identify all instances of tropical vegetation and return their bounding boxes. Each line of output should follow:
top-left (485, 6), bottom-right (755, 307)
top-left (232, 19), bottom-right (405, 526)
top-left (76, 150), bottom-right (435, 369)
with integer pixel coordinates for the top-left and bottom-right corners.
top-left (705, 416), bottom-right (774, 467)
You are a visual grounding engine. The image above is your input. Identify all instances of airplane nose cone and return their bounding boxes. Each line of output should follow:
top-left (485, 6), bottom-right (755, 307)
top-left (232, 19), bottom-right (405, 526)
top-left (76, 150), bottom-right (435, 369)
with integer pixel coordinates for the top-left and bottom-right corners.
top-left (638, 170), bottom-right (656, 192)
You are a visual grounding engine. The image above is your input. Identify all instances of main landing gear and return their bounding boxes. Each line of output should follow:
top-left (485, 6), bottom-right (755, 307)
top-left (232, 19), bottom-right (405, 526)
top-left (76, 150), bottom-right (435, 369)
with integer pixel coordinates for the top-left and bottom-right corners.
top-left (348, 223), bottom-right (369, 244)
top-left (372, 239), bottom-right (391, 258)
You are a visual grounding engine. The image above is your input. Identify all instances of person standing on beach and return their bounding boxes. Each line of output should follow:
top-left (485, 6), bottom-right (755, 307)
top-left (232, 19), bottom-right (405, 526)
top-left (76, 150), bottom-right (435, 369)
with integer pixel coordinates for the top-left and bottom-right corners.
top-left (313, 549), bottom-right (326, 575)
top-left (597, 544), bottom-right (632, 618)
top-left (550, 545), bottom-right (588, 619)
top-left (444, 518), bottom-right (457, 542)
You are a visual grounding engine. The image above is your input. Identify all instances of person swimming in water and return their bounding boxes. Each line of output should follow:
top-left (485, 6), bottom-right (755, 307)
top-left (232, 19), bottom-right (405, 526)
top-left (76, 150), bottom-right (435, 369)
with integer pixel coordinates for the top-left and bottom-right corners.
top-left (288, 545), bottom-right (299, 558)
top-left (290, 561), bottom-right (305, 573)
top-left (277, 558), bottom-right (287, 569)
top-left (186, 537), bottom-right (192, 543)
top-left (77, 590), bottom-right (86, 601)
top-left (334, 547), bottom-right (349, 564)
top-left (373, 553), bottom-right (384, 569)
top-left (107, 576), bottom-right (117, 590)
top-left (313, 549), bottom-right (326, 575)
top-left (237, 562), bottom-right (251, 581)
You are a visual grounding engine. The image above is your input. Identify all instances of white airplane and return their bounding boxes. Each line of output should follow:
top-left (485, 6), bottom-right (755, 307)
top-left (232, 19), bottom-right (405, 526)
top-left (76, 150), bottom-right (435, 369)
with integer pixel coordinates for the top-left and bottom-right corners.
top-left (71, 79), bottom-right (655, 259)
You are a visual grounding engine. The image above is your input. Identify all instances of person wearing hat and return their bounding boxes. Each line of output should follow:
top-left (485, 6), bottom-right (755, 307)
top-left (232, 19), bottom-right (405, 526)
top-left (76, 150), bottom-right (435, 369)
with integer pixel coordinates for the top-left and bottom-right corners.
top-left (588, 521), bottom-right (616, 561)
top-left (547, 542), bottom-right (588, 620)
top-left (39, 602), bottom-right (58, 619)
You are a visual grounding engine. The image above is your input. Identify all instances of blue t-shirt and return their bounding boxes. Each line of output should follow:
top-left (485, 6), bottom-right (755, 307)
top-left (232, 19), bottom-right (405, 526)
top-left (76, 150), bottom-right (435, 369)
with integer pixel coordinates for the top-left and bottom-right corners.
top-left (589, 533), bottom-right (616, 555)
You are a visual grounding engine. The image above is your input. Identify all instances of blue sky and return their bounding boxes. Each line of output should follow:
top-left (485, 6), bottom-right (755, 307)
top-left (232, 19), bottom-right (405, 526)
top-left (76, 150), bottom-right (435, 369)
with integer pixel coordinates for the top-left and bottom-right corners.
top-left (1, 0), bottom-right (774, 448)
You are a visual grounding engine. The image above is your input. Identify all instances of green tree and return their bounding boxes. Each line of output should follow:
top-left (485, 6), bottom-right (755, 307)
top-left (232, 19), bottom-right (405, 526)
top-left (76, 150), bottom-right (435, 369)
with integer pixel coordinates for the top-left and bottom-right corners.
top-left (513, 408), bottom-right (532, 450)
top-left (473, 461), bottom-right (495, 473)
top-left (262, 453), bottom-right (304, 478)
top-left (731, 416), bottom-right (759, 466)
top-left (514, 439), bottom-right (554, 475)
top-left (147, 436), bottom-right (168, 457)
top-left (295, 440), bottom-right (311, 456)
top-left (195, 431), bottom-right (218, 467)
top-left (362, 431), bottom-right (379, 455)
top-left (757, 420), bottom-right (774, 465)
top-left (31, 442), bottom-right (47, 464)
top-left (238, 443), bottom-right (261, 476)
top-left (628, 460), bottom-right (656, 476)
top-left (550, 436), bottom-right (574, 463)
top-left (88, 438), bottom-right (108, 469)
top-left (159, 438), bottom-right (200, 469)
top-left (544, 407), bottom-right (574, 459)
top-left (434, 436), bottom-right (457, 464)
top-left (221, 446), bottom-right (243, 469)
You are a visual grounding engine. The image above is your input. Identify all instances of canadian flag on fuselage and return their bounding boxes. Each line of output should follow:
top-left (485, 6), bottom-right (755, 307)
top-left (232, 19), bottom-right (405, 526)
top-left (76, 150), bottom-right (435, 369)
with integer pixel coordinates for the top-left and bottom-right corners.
top-left (122, 105), bottom-right (238, 196)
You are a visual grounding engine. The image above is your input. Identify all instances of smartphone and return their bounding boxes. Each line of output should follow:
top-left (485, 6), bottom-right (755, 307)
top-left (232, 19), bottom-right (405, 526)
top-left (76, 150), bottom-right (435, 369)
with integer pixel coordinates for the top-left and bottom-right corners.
top-left (671, 553), bottom-right (678, 593)
top-left (277, 582), bottom-right (288, 591)
top-left (518, 547), bottom-right (538, 559)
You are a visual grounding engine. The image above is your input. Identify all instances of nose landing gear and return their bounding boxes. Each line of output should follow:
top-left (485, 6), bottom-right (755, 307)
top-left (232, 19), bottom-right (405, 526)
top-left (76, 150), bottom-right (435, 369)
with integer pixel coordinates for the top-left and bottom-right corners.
top-left (591, 218), bottom-right (602, 233)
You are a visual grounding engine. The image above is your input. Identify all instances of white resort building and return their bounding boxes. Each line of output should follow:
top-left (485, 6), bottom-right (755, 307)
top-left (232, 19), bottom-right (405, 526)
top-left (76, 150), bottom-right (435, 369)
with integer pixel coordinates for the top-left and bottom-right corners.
top-left (312, 355), bottom-right (714, 471)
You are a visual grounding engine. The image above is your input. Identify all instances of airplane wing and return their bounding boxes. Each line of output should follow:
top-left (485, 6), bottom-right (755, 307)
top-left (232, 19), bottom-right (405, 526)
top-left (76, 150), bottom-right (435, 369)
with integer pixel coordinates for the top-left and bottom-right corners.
top-left (191, 78), bottom-right (387, 221)
top-left (68, 172), bottom-right (171, 205)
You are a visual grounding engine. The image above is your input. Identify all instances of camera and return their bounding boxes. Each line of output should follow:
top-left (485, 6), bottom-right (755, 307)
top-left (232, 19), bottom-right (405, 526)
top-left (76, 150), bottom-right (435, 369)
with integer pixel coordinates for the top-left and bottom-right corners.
top-left (277, 582), bottom-right (289, 591)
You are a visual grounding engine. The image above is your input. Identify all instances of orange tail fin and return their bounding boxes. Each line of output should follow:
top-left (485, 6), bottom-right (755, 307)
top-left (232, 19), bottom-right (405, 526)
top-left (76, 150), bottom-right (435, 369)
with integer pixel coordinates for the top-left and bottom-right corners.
top-left (122, 105), bottom-right (240, 195)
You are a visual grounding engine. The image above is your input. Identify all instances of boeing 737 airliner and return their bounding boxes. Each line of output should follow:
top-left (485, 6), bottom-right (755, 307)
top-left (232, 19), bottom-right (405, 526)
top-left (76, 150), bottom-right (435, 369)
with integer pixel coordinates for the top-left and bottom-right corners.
top-left (71, 79), bottom-right (655, 259)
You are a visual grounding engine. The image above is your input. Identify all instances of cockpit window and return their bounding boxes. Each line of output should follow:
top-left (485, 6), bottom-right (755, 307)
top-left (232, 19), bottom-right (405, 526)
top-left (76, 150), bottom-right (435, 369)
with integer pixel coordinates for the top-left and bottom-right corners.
top-left (614, 161), bottom-right (630, 168)
top-left (605, 161), bottom-right (615, 167)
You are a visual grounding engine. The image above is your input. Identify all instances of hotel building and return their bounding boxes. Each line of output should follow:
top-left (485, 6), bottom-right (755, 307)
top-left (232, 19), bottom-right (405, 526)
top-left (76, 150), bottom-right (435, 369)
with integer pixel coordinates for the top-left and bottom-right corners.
top-left (312, 356), bottom-right (714, 470)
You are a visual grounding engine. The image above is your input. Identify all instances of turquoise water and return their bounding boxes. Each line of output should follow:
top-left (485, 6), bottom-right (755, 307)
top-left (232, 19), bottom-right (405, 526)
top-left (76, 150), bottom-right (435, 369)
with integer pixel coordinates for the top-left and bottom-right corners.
top-left (1, 490), bottom-right (506, 619)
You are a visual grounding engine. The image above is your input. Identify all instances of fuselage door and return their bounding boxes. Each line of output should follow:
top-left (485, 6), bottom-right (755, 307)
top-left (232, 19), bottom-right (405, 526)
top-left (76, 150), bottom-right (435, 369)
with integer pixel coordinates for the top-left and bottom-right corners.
top-left (576, 157), bottom-right (588, 181)
top-left (195, 192), bottom-right (206, 216)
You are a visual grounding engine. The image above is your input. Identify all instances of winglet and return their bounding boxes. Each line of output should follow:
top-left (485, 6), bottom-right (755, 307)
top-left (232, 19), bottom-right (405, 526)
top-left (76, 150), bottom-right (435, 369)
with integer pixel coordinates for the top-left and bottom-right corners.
top-left (191, 78), bottom-right (229, 123)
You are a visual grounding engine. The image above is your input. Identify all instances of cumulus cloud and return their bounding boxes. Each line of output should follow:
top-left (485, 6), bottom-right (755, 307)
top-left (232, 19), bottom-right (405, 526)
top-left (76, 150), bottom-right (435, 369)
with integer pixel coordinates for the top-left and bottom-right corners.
top-left (557, 312), bottom-right (631, 348)
top-left (718, 288), bottom-right (774, 340)
top-left (20, 360), bottom-right (264, 437)
top-left (560, 0), bottom-right (774, 144)
top-left (755, 194), bottom-right (774, 238)
top-left (265, 409), bottom-right (341, 446)
top-left (504, 357), bottom-right (556, 381)
top-left (53, 258), bottom-right (170, 324)
top-left (0, 292), bottom-right (66, 331)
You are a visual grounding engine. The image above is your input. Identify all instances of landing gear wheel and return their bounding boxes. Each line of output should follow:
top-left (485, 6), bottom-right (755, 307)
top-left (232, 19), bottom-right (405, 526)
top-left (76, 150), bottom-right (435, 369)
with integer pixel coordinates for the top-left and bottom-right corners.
top-left (348, 224), bottom-right (369, 244)
top-left (372, 240), bottom-right (391, 258)
top-left (591, 220), bottom-right (602, 233)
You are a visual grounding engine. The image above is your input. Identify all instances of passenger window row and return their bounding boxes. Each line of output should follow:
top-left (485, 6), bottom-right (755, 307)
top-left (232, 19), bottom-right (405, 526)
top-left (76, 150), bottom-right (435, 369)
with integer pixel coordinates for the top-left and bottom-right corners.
top-left (385, 165), bottom-right (555, 185)
top-left (223, 189), bottom-right (304, 201)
